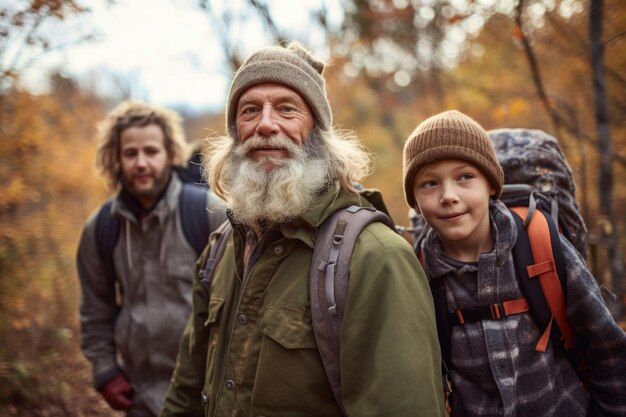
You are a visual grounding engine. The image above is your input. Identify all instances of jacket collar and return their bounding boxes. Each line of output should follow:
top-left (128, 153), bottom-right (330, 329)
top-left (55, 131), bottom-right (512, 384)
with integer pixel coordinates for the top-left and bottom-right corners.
top-left (280, 183), bottom-right (368, 248)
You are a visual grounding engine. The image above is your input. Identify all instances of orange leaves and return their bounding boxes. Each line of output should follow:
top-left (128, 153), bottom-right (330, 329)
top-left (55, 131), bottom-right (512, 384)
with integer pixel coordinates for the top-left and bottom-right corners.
top-left (0, 178), bottom-right (28, 211)
top-left (0, 79), bottom-right (108, 378)
top-left (512, 24), bottom-right (525, 41)
top-left (448, 15), bottom-right (465, 25)
top-left (510, 98), bottom-right (530, 115)
top-left (492, 98), bottom-right (531, 122)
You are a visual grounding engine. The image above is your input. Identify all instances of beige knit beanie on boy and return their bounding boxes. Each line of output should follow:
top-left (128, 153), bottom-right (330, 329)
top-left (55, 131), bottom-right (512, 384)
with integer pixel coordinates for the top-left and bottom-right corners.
top-left (402, 110), bottom-right (504, 209)
top-left (225, 42), bottom-right (332, 139)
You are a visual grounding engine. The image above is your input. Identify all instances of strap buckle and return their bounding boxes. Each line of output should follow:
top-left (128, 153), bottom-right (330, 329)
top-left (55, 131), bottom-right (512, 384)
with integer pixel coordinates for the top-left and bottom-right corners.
top-left (452, 298), bottom-right (529, 325)
top-left (490, 303), bottom-right (503, 320)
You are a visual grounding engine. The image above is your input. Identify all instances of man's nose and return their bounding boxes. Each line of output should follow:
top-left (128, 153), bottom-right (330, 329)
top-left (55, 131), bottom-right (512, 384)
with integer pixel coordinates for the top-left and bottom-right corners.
top-left (136, 152), bottom-right (147, 168)
top-left (256, 105), bottom-right (279, 137)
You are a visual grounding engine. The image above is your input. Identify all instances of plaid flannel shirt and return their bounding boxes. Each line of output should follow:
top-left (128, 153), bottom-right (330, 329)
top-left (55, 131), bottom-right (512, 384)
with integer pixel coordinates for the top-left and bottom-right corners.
top-left (422, 200), bottom-right (626, 417)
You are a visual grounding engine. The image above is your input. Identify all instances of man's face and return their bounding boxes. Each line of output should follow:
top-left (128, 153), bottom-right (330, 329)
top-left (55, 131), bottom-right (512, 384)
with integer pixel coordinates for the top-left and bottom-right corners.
top-left (235, 83), bottom-right (314, 172)
top-left (223, 84), bottom-right (329, 226)
top-left (119, 124), bottom-right (172, 208)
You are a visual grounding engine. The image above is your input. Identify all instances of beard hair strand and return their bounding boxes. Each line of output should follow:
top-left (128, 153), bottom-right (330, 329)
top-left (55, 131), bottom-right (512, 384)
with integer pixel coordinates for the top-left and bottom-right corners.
top-left (223, 134), bottom-right (330, 226)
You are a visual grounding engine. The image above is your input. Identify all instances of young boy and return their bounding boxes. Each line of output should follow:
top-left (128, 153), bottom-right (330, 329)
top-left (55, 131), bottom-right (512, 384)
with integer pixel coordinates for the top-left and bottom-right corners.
top-left (402, 110), bottom-right (626, 417)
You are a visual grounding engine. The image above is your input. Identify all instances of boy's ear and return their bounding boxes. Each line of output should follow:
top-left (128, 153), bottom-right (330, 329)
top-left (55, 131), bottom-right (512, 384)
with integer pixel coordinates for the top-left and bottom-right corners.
top-left (489, 186), bottom-right (496, 197)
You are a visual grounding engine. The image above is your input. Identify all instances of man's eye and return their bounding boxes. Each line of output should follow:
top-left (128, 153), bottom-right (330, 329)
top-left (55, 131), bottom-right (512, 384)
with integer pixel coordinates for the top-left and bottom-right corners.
top-left (241, 107), bottom-right (258, 115)
top-left (280, 105), bottom-right (295, 113)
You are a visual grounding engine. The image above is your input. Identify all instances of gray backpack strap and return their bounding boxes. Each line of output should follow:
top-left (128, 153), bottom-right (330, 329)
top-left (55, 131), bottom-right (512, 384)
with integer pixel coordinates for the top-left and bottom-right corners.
top-left (199, 220), bottom-right (233, 296)
top-left (309, 205), bottom-right (395, 416)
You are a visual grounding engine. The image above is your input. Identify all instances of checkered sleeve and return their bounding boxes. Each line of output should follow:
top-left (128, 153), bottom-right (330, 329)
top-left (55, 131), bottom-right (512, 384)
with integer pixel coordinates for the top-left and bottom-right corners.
top-left (561, 236), bottom-right (626, 416)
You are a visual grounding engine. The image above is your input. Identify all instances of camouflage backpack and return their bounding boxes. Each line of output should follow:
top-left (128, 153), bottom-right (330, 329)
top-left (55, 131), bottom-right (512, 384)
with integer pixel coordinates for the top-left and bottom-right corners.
top-left (489, 128), bottom-right (587, 259)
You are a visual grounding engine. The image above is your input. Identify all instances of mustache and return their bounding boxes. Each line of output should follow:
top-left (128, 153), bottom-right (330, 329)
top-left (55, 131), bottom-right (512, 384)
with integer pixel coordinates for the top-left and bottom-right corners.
top-left (234, 135), bottom-right (301, 158)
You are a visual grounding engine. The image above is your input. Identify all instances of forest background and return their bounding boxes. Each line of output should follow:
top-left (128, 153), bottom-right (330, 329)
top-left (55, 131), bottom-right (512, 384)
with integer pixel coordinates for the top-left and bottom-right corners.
top-left (0, 0), bottom-right (624, 416)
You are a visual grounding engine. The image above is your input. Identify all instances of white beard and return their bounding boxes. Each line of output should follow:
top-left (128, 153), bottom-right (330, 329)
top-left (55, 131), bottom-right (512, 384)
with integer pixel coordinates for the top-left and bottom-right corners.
top-left (223, 135), bottom-right (330, 226)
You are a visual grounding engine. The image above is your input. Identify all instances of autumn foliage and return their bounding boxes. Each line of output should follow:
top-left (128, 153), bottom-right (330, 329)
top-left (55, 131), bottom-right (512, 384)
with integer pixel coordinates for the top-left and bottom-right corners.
top-left (0, 77), bottom-right (113, 415)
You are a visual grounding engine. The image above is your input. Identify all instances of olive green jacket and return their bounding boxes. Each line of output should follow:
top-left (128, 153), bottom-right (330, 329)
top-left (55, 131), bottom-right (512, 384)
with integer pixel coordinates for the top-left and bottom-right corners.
top-left (161, 186), bottom-right (444, 417)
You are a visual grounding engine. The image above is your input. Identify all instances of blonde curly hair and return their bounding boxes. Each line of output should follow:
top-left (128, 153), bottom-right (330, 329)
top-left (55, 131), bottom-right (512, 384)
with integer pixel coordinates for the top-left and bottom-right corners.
top-left (95, 100), bottom-right (191, 191)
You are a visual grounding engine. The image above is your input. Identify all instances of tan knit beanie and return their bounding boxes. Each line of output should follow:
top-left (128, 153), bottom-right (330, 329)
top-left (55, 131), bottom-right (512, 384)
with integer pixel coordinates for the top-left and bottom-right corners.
top-left (225, 42), bottom-right (332, 139)
top-left (402, 110), bottom-right (504, 209)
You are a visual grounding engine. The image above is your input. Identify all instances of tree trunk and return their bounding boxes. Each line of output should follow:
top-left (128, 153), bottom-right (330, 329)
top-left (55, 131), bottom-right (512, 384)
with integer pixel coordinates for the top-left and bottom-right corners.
top-left (589, 0), bottom-right (623, 317)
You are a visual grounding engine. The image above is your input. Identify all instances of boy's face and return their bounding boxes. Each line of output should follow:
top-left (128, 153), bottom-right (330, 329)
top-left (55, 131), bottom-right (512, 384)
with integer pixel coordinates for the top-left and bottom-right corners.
top-left (412, 159), bottom-right (495, 261)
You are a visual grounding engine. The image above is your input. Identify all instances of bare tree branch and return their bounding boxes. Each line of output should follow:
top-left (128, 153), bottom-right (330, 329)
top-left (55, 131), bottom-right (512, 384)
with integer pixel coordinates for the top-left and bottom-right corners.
top-left (0, 2), bottom-right (93, 94)
top-left (514, 1), bottom-right (562, 133)
top-left (198, 1), bottom-right (241, 71)
top-left (545, 12), bottom-right (626, 92)
top-left (590, 0), bottom-right (623, 317)
top-left (605, 30), bottom-right (626, 46)
top-left (513, 1), bottom-right (626, 169)
top-left (248, 0), bottom-right (287, 44)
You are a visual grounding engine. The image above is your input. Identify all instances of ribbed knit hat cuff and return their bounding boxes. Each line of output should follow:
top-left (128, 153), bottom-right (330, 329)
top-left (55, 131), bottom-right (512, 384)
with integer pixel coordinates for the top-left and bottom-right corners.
top-left (403, 145), bottom-right (504, 209)
top-left (226, 60), bottom-right (332, 139)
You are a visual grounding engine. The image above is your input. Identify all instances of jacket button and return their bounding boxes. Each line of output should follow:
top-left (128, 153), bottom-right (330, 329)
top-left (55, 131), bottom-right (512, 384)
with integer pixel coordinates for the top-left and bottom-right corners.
top-left (273, 245), bottom-right (284, 256)
top-left (238, 314), bottom-right (248, 325)
top-left (201, 390), bottom-right (208, 404)
top-left (225, 379), bottom-right (235, 390)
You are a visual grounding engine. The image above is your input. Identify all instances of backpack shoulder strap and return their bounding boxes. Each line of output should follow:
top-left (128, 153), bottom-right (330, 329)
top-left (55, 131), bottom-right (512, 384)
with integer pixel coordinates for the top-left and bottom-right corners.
top-left (95, 199), bottom-right (119, 284)
top-left (509, 207), bottom-right (574, 353)
top-left (180, 182), bottom-right (211, 256)
top-left (198, 220), bottom-right (233, 296)
top-left (309, 205), bottom-right (395, 416)
top-left (428, 275), bottom-right (453, 379)
top-left (418, 246), bottom-right (454, 396)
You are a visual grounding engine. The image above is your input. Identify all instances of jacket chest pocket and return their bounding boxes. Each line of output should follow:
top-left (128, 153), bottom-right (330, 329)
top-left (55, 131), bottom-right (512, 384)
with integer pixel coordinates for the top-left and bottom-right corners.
top-left (260, 306), bottom-right (317, 349)
top-left (251, 306), bottom-right (332, 413)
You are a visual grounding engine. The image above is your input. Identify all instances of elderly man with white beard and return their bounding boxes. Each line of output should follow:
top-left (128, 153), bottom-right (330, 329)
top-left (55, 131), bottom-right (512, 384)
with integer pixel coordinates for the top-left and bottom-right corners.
top-left (161, 42), bottom-right (445, 417)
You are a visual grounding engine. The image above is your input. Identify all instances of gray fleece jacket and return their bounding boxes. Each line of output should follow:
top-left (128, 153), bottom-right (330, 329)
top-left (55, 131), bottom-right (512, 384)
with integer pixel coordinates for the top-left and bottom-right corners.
top-left (421, 200), bottom-right (626, 417)
top-left (76, 172), bottom-right (226, 417)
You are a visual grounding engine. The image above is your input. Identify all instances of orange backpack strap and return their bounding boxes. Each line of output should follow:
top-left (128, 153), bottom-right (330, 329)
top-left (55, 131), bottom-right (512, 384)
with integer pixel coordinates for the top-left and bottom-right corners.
top-left (451, 297), bottom-right (529, 325)
top-left (510, 207), bottom-right (575, 352)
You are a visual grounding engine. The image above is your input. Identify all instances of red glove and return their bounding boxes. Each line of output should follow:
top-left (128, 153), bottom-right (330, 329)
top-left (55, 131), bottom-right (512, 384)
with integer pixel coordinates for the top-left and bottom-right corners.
top-left (100, 372), bottom-right (134, 411)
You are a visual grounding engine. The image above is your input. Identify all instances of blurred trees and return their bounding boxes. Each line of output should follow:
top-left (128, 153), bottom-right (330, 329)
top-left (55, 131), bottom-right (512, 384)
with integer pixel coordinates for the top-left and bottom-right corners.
top-left (197, 0), bottom-right (342, 72)
top-left (227, 0), bottom-right (626, 312)
top-left (0, 2), bottom-right (109, 414)
top-left (0, 73), bottom-right (111, 415)
top-left (0, 0), bottom-right (94, 94)
top-left (589, 0), bottom-right (623, 315)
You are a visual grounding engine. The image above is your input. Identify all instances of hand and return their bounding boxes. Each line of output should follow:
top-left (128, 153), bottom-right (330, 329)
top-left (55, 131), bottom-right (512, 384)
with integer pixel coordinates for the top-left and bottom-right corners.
top-left (100, 372), bottom-right (134, 411)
